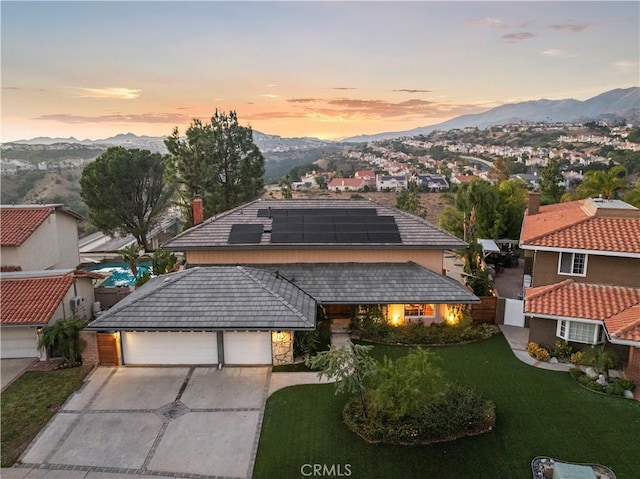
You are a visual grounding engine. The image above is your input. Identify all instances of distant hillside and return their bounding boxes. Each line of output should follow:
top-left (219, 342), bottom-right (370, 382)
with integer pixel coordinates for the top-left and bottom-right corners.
top-left (343, 87), bottom-right (640, 142)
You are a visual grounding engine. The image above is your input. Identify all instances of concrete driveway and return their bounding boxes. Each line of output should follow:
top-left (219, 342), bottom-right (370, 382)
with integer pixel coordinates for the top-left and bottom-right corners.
top-left (18, 366), bottom-right (270, 479)
top-left (1, 358), bottom-right (38, 391)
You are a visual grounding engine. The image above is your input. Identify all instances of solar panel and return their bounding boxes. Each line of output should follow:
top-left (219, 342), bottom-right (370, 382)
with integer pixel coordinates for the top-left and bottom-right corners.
top-left (271, 232), bottom-right (304, 243)
top-left (347, 208), bottom-right (377, 216)
top-left (303, 232), bottom-right (337, 243)
top-left (366, 223), bottom-right (400, 232)
top-left (228, 224), bottom-right (263, 243)
top-left (303, 216), bottom-right (335, 224)
top-left (304, 223), bottom-right (334, 233)
top-left (335, 223), bottom-right (367, 232)
top-left (364, 215), bottom-right (396, 224)
top-left (336, 232), bottom-right (369, 242)
top-left (366, 232), bottom-right (402, 243)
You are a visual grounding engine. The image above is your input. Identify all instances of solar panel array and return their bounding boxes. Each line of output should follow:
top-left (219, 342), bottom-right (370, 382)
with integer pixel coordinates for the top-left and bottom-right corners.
top-left (259, 208), bottom-right (402, 243)
top-left (228, 224), bottom-right (264, 244)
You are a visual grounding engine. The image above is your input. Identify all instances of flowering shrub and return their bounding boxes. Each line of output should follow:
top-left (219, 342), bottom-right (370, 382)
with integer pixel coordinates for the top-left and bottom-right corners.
top-left (527, 342), bottom-right (550, 362)
top-left (551, 339), bottom-right (573, 359)
top-left (570, 351), bottom-right (584, 366)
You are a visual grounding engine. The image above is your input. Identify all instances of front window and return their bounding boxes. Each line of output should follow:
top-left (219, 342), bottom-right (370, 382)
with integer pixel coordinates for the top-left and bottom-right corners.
top-left (556, 319), bottom-right (602, 344)
top-left (404, 304), bottom-right (435, 318)
top-left (558, 252), bottom-right (587, 276)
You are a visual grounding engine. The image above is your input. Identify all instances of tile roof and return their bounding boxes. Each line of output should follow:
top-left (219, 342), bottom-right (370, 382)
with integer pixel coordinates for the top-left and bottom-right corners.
top-left (525, 280), bottom-right (640, 323)
top-left (1, 204), bottom-right (84, 247)
top-left (520, 199), bottom-right (640, 254)
top-left (1, 207), bottom-right (53, 246)
top-left (0, 274), bottom-right (74, 325)
top-left (86, 266), bottom-right (316, 331)
top-left (163, 199), bottom-right (467, 251)
top-left (253, 262), bottom-right (480, 305)
top-left (605, 305), bottom-right (640, 344)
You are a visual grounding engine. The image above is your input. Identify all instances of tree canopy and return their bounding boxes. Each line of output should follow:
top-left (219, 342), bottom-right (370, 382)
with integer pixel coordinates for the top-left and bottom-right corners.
top-left (80, 147), bottom-right (171, 250)
top-left (539, 158), bottom-right (565, 205)
top-left (396, 180), bottom-right (426, 218)
top-left (564, 165), bottom-right (628, 201)
top-left (439, 179), bottom-right (526, 241)
top-left (164, 110), bottom-right (265, 226)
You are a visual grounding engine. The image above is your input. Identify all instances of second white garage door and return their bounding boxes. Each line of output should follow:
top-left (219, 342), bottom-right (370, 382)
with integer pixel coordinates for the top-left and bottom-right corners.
top-left (1, 327), bottom-right (40, 359)
top-left (223, 332), bottom-right (272, 365)
top-left (122, 332), bottom-right (218, 365)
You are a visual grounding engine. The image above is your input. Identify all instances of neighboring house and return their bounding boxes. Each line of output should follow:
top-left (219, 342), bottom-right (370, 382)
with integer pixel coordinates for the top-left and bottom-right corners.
top-left (416, 174), bottom-right (449, 192)
top-left (451, 175), bottom-right (476, 185)
top-left (354, 170), bottom-right (376, 186)
top-left (520, 193), bottom-right (640, 384)
top-left (0, 204), bottom-right (83, 271)
top-left (0, 270), bottom-right (100, 359)
top-left (376, 175), bottom-right (407, 191)
top-left (328, 177), bottom-right (366, 192)
top-left (87, 199), bottom-right (479, 366)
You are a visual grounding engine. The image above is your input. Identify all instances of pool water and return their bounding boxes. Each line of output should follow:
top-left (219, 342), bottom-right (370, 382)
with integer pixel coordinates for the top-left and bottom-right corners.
top-left (82, 261), bottom-right (152, 287)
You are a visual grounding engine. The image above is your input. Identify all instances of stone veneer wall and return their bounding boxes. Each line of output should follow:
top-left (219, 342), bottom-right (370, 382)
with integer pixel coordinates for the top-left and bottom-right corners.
top-left (272, 331), bottom-right (294, 365)
top-left (80, 330), bottom-right (99, 365)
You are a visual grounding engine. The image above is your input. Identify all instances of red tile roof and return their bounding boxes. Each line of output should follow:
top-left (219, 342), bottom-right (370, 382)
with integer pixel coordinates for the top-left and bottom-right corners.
top-left (1, 207), bottom-right (54, 246)
top-left (0, 274), bottom-right (74, 325)
top-left (605, 305), bottom-right (640, 344)
top-left (525, 280), bottom-right (640, 322)
top-left (328, 178), bottom-right (365, 188)
top-left (520, 199), bottom-right (640, 254)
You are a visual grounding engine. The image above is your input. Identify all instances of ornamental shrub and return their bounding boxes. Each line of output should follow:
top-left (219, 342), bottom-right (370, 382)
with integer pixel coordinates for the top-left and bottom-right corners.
top-left (569, 368), bottom-right (585, 380)
top-left (570, 351), bottom-right (584, 366)
top-left (527, 342), bottom-right (550, 361)
top-left (551, 339), bottom-right (573, 359)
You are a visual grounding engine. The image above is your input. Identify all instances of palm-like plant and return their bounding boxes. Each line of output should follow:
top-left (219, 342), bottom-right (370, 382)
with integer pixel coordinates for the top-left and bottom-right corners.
top-left (38, 317), bottom-right (87, 365)
top-left (119, 243), bottom-right (140, 278)
top-left (574, 165), bottom-right (628, 200)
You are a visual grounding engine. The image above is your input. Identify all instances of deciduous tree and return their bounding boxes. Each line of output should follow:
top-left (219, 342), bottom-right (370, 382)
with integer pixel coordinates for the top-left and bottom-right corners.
top-left (164, 110), bottom-right (265, 226)
top-left (80, 147), bottom-right (171, 250)
top-left (539, 158), bottom-right (565, 204)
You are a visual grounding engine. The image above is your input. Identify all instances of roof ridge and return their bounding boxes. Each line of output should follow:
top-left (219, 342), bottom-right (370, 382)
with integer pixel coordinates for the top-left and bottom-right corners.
top-left (526, 279), bottom-right (574, 300)
top-left (237, 266), bottom-right (314, 327)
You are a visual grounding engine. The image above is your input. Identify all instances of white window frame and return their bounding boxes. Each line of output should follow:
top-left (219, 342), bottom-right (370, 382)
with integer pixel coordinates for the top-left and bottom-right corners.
top-left (404, 303), bottom-right (436, 319)
top-left (556, 319), bottom-right (603, 344)
top-left (557, 252), bottom-right (588, 277)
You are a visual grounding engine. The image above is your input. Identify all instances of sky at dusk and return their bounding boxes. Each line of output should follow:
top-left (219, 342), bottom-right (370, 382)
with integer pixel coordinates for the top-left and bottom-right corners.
top-left (1, 1), bottom-right (638, 142)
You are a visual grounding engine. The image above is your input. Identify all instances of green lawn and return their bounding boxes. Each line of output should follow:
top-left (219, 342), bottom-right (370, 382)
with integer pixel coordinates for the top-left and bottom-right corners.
top-left (1, 365), bottom-right (93, 467)
top-left (255, 335), bottom-right (640, 479)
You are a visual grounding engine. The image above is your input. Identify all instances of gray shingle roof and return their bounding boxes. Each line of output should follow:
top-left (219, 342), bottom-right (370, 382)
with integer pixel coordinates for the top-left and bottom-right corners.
top-left (86, 266), bottom-right (316, 332)
top-left (162, 199), bottom-right (466, 251)
top-left (253, 262), bottom-right (480, 304)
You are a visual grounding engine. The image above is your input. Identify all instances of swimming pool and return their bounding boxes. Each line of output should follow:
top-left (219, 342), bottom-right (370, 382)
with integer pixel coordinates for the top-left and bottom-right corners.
top-left (82, 261), bottom-right (152, 287)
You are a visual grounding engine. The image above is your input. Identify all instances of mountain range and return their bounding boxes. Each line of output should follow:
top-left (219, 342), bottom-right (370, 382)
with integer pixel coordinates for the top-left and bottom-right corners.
top-left (7, 87), bottom-right (639, 148)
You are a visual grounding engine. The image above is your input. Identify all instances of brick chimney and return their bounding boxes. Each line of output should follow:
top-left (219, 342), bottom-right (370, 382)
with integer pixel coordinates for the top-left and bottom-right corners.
top-left (527, 192), bottom-right (540, 216)
top-left (193, 196), bottom-right (204, 225)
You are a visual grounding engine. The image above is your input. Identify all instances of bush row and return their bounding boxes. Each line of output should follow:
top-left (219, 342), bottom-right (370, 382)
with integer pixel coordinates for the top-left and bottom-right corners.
top-left (358, 318), bottom-right (496, 345)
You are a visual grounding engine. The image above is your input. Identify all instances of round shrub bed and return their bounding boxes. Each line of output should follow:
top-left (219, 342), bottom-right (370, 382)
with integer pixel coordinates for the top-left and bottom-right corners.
top-left (342, 384), bottom-right (496, 445)
top-left (569, 368), bottom-right (636, 398)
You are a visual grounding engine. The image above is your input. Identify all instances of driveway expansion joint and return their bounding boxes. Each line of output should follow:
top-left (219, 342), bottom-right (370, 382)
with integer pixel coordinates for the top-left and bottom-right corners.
top-left (17, 462), bottom-right (244, 478)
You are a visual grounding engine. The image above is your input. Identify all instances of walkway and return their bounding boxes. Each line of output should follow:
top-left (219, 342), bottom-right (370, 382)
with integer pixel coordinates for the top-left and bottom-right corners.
top-left (500, 325), bottom-right (572, 371)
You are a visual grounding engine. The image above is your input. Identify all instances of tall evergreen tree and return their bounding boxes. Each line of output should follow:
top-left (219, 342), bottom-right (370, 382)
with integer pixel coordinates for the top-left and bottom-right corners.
top-left (80, 147), bottom-right (171, 250)
top-left (164, 110), bottom-right (265, 226)
top-left (539, 158), bottom-right (565, 204)
top-left (396, 180), bottom-right (426, 218)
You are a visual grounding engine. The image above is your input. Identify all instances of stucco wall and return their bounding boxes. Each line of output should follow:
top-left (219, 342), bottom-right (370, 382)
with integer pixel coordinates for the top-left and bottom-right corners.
top-left (186, 248), bottom-right (444, 273)
top-left (531, 250), bottom-right (640, 288)
top-left (528, 317), bottom-right (557, 349)
top-left (55, 212), bottom-right (80, 268)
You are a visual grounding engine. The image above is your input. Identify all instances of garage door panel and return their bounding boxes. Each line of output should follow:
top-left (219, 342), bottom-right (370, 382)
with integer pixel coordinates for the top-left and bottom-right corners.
top-left (122, 332), bottom-right (217, 365)
top-left (1, 327), bottom-right (40, 359)
top-left (223, 332), bottom-right (272, 365)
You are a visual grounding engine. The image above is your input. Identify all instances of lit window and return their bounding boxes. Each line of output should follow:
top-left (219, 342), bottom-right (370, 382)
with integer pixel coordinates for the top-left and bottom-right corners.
top-left (556, 320), bottom-right (602, 344)
top-left (558, 252), bottom-right (587, 276)
top-left (404, 304), bottom-right (435, 317)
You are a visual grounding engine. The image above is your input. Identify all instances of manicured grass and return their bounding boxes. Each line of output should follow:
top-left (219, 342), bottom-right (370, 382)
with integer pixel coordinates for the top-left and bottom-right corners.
top-left (1, 365), bottom-right (93, 467)
top-left (254, 335), bottom-right (640, 479)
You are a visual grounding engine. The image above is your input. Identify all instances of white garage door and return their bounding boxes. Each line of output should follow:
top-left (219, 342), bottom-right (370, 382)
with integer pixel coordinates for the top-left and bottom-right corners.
top-left (1, 327), bottom-right (40, 359)
top-left (223, 332), bottom-right (272, 365)
top-left (122, 332), bottom-right (218, 365)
